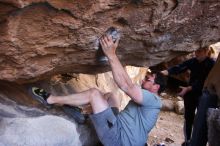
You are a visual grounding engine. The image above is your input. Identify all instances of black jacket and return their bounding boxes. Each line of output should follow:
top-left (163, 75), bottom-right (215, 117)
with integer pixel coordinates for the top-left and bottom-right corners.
top-left (168, 57), bottom-right (215, 94)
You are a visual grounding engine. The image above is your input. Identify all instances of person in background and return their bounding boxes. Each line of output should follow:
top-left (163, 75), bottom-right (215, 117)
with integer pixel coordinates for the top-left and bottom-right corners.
top-left (190, 52), bottom-right (219, 146)
top-left (161, 46), bottom-right (215, 146)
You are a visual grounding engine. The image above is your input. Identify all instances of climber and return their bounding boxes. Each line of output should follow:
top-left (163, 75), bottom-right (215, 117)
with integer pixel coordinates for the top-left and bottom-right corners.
top-left (30, 33), bottom-right (167, 146)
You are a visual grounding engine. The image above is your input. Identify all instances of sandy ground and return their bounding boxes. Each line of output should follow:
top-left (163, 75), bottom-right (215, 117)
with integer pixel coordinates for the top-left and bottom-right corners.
top-left (148, 111), bottom-right (184, 146)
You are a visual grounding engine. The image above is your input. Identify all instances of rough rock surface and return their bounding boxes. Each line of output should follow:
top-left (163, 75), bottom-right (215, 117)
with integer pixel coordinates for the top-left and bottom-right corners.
top-left (161, 99), bottom-right (175, 111)
top-left (0, 0), bottom-right (220, 83)
top-left (0, 115), bottom-right (81, 146)
top-left (0, 81), bottom-right (100, 146)
top-left (0, 0), bottom-right (220, 145)
top-left (174, 100), bottom-right (184, 115)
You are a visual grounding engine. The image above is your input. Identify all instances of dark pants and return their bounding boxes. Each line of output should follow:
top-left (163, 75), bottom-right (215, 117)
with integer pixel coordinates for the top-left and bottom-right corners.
top-left (190, 90), bottom-right (218, 146)
top-left (183, 91), bottom-right (200, 141)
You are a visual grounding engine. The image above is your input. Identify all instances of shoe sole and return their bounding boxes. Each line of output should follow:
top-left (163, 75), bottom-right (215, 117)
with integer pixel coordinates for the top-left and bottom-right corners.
top-left (28, 87), bottom-right (52, 108)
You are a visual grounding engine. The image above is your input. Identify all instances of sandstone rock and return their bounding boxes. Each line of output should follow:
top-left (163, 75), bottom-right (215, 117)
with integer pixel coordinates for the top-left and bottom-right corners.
top-left (176, 96), bottom-right (183, 101)
top-left (174, 101), bottom-right (184, 115)
top-left (0, 0), bottom-right (220, 145)
top-left (161, 99), bottom-right (174, 111)
top-left (0, 0), bottom-right (219, 82)
top-left (0, 115), bottom-right (81, 146)
top-left (160, 92), bottom-right (169, 98)
top-left (0, 83), bottom-right (99, 146)
top-left (165, 137), bottom-right (174, 143)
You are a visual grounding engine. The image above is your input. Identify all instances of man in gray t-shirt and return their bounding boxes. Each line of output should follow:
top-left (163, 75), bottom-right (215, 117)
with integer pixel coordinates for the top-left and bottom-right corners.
top-left (117, 89), bottom-right (162, 145)
top-left (31, 34), bottom-right (165, 146)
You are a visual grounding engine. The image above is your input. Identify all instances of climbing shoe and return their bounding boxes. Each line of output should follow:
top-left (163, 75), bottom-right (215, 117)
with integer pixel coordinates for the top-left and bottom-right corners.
top-left (29, 87), bottom-right (52, 108)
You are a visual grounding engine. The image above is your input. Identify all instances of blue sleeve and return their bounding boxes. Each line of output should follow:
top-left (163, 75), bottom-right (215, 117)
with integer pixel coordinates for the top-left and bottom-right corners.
top-left (141, 89), bottom-right (162, 109)
top-left (168, 58), bottom-right (193, 75)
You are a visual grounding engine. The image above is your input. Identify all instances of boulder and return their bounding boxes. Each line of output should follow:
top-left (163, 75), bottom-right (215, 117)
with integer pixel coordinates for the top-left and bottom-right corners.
top-left (161, 99), bottom-right (174, 111)
top-left (0, 115), bottom-right (81, 146)
top-left (0, 0), bottom-right (219, 83)
top-left (174, 101), bottom-right (184, 115)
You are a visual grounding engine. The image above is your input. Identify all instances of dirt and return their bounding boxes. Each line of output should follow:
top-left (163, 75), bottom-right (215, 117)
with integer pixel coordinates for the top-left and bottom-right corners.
top-left (148, 111), bottom-right (184, 146)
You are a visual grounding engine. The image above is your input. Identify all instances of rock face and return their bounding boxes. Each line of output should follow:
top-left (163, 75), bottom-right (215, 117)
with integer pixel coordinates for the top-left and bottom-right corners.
top-left (161, 99), bottom-right (174, 111)
top-left (174, 100), bottom-right (184, 115)
top-left (0, 115), bottom-right (81, 146)
top-left (0, 81), bottom-right (101, 146)
top-left (0, 0), bottom-right (220, 145)
top-left (0, 0), bottom-right (220, 83)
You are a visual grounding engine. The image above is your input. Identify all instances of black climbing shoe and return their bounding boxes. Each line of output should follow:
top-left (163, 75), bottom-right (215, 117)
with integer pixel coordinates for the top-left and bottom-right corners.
top-left (29, 87), bottom-right (52, 108)
top-left (29, 87), bottom-right (87, 124)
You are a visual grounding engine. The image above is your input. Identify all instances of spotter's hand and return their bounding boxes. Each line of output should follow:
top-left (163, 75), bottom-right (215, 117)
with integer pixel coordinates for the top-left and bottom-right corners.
top-left (178, 86), bottom-right (192, 97)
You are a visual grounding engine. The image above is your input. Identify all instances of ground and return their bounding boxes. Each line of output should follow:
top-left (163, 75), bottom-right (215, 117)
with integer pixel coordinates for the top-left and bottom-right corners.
top-left (148, 111), bottom-right (184, 146)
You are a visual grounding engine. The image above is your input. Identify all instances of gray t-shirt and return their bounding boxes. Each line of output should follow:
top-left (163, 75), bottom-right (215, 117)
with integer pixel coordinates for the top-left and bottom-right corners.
top-left (117, 89), bottom-right (162, 146)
